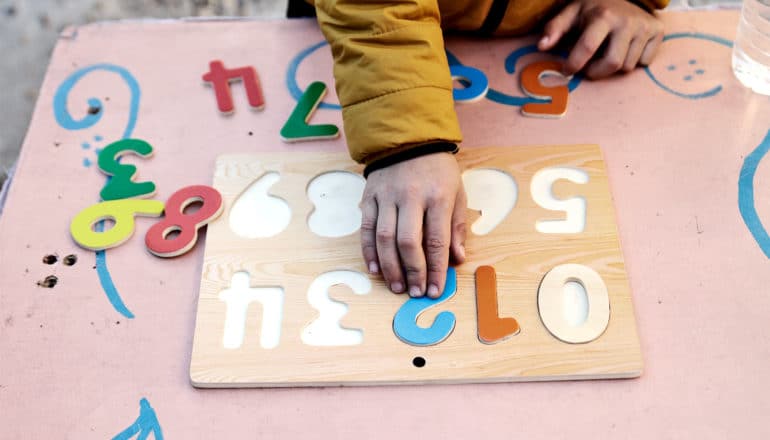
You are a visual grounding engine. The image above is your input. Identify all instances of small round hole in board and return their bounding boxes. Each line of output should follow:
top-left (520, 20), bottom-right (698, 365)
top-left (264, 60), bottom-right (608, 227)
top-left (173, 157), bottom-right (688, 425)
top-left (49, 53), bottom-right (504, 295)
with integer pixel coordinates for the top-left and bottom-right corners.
top-left (62, 254), bottom-right (78, 266)
top-left (42, 254), bottom-right (58, 265)
top-left (412, 356), bottom-right (426, 368)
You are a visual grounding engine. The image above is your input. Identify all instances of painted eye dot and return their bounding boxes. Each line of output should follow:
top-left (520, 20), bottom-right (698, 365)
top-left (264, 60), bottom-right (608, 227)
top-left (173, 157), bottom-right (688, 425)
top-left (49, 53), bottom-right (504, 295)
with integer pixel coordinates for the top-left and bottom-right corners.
top-left (689, 59), bottom-right (697, 65)
top-left (667, 65), bottom-right (676, 71)
top-left (696, 69), bottom-right (705, 75)
top-left (684, 75), bottom-right (693, 81)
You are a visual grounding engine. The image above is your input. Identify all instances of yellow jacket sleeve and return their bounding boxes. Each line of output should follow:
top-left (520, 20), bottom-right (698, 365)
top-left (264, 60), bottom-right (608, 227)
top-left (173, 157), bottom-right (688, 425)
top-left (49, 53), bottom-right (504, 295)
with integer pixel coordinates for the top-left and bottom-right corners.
top-left (314, 0), bottom-right (462, 166)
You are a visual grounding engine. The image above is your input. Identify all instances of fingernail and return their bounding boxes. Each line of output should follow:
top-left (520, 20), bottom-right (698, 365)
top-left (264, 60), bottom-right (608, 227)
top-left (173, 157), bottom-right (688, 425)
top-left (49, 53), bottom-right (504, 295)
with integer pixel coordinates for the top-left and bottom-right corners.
top-left (428, 284), bottom-right (439, 297)
top-left (369, 262), bottom-right (379, 274)
top-left (539, 36), bottom-right (549, 47)
top-left (391, 282), bottom-right (404, 293)
top-left (409, 286), bottom-right (422, 297)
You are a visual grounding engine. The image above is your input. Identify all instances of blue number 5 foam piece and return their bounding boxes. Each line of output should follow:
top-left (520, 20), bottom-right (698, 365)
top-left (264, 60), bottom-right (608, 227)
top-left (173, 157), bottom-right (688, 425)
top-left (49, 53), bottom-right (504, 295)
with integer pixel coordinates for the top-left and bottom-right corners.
top-left (392, 268), bottom-right (458, 346)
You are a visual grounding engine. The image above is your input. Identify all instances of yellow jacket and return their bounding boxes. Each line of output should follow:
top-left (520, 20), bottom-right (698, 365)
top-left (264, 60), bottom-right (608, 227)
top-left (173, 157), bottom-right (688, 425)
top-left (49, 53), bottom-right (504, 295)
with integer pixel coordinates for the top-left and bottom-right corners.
top-left (311, 0), bottom-right (668, 170)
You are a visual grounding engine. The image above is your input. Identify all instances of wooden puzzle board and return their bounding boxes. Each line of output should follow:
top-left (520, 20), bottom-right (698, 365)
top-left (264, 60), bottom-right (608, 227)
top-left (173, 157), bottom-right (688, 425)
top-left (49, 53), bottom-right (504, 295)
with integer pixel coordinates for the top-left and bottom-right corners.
top-left (1, 9), bottom-right (770, 439)
top-left (191, 146), bottom-right (641, 386)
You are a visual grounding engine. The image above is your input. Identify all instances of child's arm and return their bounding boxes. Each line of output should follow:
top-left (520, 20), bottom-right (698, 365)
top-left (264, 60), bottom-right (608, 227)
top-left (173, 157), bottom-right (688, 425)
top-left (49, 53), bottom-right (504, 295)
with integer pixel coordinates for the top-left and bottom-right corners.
top-left (538, 0), bottom-right (666, 78)
top-left (315, 0), bottom-right (466, 298)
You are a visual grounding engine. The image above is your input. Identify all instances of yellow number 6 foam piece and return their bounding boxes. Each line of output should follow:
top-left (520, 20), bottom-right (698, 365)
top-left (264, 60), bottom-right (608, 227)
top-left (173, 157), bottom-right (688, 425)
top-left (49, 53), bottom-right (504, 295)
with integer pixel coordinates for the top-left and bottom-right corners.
top-left (70, 199), bottom-right (165, 251)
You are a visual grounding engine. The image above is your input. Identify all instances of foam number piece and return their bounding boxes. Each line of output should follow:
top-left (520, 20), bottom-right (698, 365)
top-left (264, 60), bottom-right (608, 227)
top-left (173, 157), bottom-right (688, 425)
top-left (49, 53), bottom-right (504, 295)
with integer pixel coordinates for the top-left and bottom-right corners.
top-left (537, 264), bottom-right (610, 344)
top-left (393, 267), bottom-right (458, 347)
top-left (98, 138), bottom-right (157, 201)
top-left (145, 185), bottom-right (224, 258)
top-left (302, 271), bottom-right (372, 346)
top-left (450, 65), bottom-right (489, 103)
top-left (463, 168), bottom-right (517, 235)
top-left (202, 60), bottom-right (265, 114)
top-left (280, 81), bottom-right (340, 142)
top-left (531, 167), bottom-right (589, 233)
top-left (70, 199), bottom-right (165, 251)
top-left (218, 272), bottom-right (284, 350)
top-left (520, 61), bottom-right (570, 118)
top-left (229, 172), bottom-right (292, 239)
top-left (307, 171), bottom-right (366, 238)
top-left (475, 266), bottom-right (520, 344)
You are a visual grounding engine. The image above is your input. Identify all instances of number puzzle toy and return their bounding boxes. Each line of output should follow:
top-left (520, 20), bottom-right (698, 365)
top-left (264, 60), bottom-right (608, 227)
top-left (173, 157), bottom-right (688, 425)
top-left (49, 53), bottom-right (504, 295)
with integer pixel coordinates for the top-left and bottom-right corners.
top-left (189, 144), bottom-right (642, 387)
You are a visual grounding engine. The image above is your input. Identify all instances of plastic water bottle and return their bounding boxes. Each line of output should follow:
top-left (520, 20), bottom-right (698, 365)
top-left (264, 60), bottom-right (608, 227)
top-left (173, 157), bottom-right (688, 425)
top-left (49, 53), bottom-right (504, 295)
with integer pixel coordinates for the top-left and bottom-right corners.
top-left (733, 0), bottom-right (770, 95)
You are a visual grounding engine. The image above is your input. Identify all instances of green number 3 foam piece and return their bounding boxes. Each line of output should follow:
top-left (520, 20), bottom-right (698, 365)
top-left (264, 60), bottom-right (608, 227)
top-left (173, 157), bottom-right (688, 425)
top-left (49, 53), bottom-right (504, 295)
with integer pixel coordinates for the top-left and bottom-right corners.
top-left (98, 138), bottom-right (157, 201)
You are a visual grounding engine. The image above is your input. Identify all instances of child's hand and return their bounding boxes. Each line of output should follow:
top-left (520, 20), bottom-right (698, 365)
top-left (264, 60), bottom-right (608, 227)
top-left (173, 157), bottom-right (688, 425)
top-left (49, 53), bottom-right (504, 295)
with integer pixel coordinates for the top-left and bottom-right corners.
top-left (361, 152), bottom-right (467, 298)
top-left (538, 0), bottom-right (664, 79)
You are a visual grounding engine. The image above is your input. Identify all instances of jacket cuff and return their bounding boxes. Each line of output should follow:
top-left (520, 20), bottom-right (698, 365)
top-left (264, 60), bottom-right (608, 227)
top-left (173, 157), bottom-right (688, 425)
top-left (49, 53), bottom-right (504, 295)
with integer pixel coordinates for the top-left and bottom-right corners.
top-left (342, 85), bottom-right (463, 165)
top-left (363, 142), bottom-right (459, 178)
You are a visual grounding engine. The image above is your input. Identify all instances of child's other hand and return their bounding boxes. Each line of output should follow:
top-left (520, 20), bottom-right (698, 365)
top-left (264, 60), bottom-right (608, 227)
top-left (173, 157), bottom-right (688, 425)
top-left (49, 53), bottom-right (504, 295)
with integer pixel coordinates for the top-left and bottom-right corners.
top-left (362, 152), bottom-right (467, 298)
top-left (538, 0), bottom-right (664, 79)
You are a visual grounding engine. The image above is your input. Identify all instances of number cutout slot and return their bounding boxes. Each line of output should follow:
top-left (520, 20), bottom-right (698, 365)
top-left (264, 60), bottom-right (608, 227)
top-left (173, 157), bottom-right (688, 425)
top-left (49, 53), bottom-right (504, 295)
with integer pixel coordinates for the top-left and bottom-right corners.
top-left (463, 168), bottom-right (517, 235)
top-left (302, 271), bottom-right (372, 346)
top-left (537, 264), bottom-right (610, 344)
top-left (219, 272), bottom-right (284, 349)
top-left (229, 172), bottom-right (292, 239)
top-left (531, 167), bottom-right (589, 234)
top-left (307, 171), bottom-right (365, 238)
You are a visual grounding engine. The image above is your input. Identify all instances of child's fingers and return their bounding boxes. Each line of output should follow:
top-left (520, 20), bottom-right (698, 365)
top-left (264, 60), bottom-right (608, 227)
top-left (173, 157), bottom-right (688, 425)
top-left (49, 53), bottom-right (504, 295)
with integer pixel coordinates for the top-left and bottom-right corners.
top-left (396, 202), bottom-right (427, 298)
top-left (450, 188), bottom-right (467, 264)
top-left (539, 2), bottom-right (581, 51)
top-left (585, 29), bottom-right (632, 78)
top-left (639, 32), bottom-right (663, 66)
top-left (622, 36), bottom-right (646, 72)
top-left (424, 201), bottom-right (452, 299)
top-left (375, 202), bottom-right (404, 294)
top-left (360, 197), bottom-right (380, 274)
top-left (564, 19), bottom-right (611, 75)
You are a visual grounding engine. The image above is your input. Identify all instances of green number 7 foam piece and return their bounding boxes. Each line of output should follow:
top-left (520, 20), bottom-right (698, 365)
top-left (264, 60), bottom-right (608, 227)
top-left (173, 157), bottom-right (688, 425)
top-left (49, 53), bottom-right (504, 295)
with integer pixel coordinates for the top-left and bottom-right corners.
top-left (280, 81), bottom-right (340, 142)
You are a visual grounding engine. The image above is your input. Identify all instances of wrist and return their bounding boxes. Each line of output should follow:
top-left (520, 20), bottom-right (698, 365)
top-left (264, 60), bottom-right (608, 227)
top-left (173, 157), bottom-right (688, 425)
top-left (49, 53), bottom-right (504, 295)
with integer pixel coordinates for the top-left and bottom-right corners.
top-left (363, 142), bottom-right (459, 178)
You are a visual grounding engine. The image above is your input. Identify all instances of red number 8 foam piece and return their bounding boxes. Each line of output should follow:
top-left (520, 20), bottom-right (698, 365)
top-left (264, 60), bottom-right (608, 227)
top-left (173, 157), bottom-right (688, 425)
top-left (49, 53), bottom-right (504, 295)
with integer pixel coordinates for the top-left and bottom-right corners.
top-left (145, 185), bottom-right (224, 258)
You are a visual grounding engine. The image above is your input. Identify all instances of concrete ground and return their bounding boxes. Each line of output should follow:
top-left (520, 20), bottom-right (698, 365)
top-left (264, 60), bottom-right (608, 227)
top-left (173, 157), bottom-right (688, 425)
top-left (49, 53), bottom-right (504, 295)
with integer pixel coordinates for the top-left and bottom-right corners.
top-left (0, 0), bottom-right (737, 187)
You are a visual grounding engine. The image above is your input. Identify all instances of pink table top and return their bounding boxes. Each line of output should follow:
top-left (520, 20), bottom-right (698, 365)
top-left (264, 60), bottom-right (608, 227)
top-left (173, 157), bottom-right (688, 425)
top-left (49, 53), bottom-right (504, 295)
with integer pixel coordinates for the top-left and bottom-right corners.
top-left (1, 9), bottom-right (769, 438)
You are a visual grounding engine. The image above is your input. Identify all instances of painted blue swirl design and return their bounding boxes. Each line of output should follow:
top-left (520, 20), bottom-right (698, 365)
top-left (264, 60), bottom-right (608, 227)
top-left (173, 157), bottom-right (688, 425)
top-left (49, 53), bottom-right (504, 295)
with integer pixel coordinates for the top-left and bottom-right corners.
top-left (739, 130), bottom-right (770, 259)
top-left (53, 64), bottom-right (141, 319)
top-left (112, 398), bottom-right (163, 440)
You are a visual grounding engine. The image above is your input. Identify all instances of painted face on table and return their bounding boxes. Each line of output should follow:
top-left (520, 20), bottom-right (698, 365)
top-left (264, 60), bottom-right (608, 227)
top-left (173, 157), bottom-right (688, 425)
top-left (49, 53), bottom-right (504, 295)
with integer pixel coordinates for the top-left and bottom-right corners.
top-left (644, 33), bottom-right (734, 100)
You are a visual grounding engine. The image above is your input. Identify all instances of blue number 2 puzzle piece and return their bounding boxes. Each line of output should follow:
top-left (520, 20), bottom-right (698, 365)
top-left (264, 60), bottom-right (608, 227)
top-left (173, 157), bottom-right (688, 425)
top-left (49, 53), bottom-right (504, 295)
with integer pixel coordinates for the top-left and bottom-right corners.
top-left (393, 268), bottom-right (458, 346)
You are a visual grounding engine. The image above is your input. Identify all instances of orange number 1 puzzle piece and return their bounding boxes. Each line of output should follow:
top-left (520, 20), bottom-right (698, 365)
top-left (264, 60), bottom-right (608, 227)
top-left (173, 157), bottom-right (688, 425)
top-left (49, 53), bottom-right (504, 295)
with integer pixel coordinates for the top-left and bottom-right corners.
top-left (475, 265), bottom-right (520, 344)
